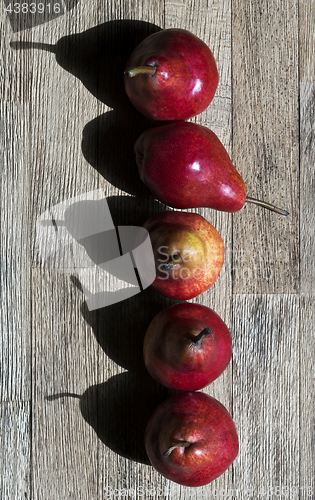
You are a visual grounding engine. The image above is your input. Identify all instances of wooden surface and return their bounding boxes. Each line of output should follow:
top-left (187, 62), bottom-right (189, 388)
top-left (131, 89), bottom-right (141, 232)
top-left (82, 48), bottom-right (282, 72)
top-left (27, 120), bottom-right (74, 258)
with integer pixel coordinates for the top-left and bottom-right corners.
top-left (1, 0), bottom-right (314, 498)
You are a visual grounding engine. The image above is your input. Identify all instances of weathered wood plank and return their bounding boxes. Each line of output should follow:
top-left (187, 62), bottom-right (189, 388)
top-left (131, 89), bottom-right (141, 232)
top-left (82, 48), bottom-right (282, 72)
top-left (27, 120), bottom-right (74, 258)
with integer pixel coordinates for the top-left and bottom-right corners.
top-left (0, 102), bottom-right (31, 402)
top-left (300, 295), bottom-right (315, 499)
top-left (232, 0), bottom-right (299, 293)
top-left (0, 8), bottom-right (31, 102)
top-left (32, 269), bottom-right (99, 500)
top-left (300, 82), bottom-right (315, 293)
top-left (25, 11), bottom-right (101, 256)
top-left (299, 0), bottom-right (315, 83)
top-left (300, 0), bottom-right (315, 293)
top-left (298, 3), bottom-right (314, 490)
top-left (0, 402), bottom-right (30, 500)
top-left (28, 6), bottom-right (101, 500)
top-left (299, 4), bottom-right (315, 489)
top-left (232, 294), bottom-right (300, 496)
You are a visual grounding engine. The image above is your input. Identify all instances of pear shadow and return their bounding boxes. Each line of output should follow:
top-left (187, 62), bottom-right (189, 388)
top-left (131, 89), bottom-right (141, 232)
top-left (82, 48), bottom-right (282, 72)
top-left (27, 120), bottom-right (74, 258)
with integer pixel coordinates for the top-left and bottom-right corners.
top-left (11, 20), bottom-right (164, 196)
top-left (82, 374), bottom-right (177, 464)
top-left (105, 195), bottom-right (167, 227)
top-left (39, 189), bottom-right (178, 463)
top-left (36, 192), bottom-right (168, 311)
top-left (52, 19), bottom-right (161, 108)
top-left (36, 189), bottom-right (172, 313)
top-left (39, 189), bottom-right (179, 463)
top-left (76, 285), bottom-right (179, 373)
top-left (81, 109), bottom-right (161, 198)
top-left (19, 20), bottom-right (181, 465)
top-left (46, 373), bottom-right (177, 464)
top-left (70, 249), bottom-right (181, 463)
top-left (10, 20), bottom-right (162, 108)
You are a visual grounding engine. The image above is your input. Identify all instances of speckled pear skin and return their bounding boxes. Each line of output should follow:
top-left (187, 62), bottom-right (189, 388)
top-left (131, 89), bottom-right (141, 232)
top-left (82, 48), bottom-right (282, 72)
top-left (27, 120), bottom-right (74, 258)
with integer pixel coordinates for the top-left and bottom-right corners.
top-left (145, 391), bottom-right (239, 487)
top-left (136, 121), bottom-right (247, 212)
top-left (143, 302), bottom-right (232, 391)
top-left (124, 28), bottom-right (219, 121)
top-left (143, 211), bottom-right (224, 300)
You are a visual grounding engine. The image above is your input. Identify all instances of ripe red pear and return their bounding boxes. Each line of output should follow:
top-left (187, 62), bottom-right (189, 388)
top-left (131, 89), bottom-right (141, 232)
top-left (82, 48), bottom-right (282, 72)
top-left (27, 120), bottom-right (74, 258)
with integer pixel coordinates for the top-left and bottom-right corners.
top-left (143, 210), bottom-right (224, 300)
top-left (143, 302), bottom-right (232, 391)
top-left (145, 391), bottom-right (239, 487)
top-left (124, 28), bottom-right (219, 121)
top-left (135, 121), bottom-right (289, 215)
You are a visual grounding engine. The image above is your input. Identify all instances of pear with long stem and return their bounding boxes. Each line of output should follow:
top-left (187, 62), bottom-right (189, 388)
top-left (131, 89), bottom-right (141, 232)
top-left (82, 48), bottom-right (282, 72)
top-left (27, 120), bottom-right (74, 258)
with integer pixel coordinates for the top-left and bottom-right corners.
top-left (135, 121), bottom-right (289, 216)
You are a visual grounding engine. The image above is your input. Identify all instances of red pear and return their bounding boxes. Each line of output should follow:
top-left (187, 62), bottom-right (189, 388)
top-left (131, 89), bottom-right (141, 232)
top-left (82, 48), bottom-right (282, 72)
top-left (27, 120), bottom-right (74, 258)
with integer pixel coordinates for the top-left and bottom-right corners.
top-left (136, 121), bottom-right (289, 215)
top-left (124, 28), bottom-right (219, 121)
top-left (143, 210), bottom-right (224, 300)
top-left (145, 391), bottom-right (239, 487)
top-left (143, 302), bottom-right (232, 391)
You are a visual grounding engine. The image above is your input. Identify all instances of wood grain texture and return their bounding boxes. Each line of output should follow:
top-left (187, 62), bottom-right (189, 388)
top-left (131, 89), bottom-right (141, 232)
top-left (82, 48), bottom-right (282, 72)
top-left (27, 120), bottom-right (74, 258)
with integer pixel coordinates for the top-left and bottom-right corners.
top-left (32, 269), bottom-right (99, 500)
top-left (0, 102), bottom-right (31, 401)
top-left (24, 5), bottom-right (103, 500)
top-left (300, 82), bottom-right (315, 293)
top-left (26, 4), bottom-right (101, 256)
top-left (232, 0), bottom-right (299, 293)
top-left (300, 295), bottom-right (315, 499)
top-left (299, 0), bottom-right (315, 82)
top-left (0, 12), bottom-right (31, 102)
top-left (0, 402), bottom-right (30, 499)
top-left (232, 294), bottom-right (300, 495)
top-left (300, 0), bottom-right (315, 293)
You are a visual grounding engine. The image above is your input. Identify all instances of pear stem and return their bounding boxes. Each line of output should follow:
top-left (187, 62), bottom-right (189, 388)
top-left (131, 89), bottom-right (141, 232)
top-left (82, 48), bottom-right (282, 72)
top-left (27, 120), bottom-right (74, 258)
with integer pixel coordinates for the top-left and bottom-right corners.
top-left (124, 66), bottom-right (156, 77)
top-left (245, 196), bottom-right (289, 216)
top-left (163, 441), bottom-right (191, 458)
top-left (191, 327), bottom-right (212, 345)
top-left (161, 254), bottom-right (182, 271)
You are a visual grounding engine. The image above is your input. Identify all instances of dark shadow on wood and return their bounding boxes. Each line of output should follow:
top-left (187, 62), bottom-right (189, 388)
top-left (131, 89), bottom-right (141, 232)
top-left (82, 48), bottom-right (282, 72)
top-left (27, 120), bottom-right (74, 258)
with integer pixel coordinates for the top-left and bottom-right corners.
top-left (11, 20), bottom-right (166, 196)
top-left (46, 375), bottom-right (178, 464)
top-left (22, 19), bottom-right (182, 466)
